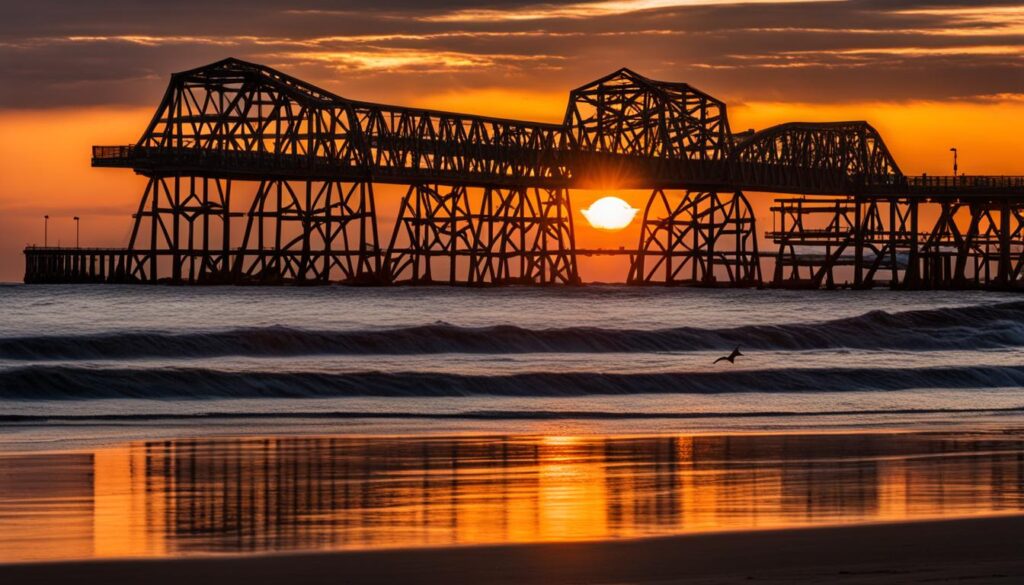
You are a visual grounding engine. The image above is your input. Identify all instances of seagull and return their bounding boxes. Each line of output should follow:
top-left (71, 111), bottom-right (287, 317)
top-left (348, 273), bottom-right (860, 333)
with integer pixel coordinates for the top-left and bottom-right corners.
top-left (714, 346), bottom-right (743, 364)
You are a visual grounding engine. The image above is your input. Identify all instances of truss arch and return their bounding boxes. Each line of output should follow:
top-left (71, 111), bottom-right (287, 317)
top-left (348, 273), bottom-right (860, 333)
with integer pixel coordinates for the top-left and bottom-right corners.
top-left (729, 121), bottom-right (903, 195)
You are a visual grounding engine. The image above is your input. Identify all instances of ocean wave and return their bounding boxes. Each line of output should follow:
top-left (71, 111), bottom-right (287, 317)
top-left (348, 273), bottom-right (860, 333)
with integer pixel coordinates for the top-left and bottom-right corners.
top-left (3, 364), bottom-right (1024, 400)
top-left (2, 301), bottom-right (1024, 360)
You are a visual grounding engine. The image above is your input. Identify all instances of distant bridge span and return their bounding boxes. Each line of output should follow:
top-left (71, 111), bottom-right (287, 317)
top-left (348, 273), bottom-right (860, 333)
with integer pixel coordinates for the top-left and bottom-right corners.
top-left (26, 58), bottom-right (1024, 288)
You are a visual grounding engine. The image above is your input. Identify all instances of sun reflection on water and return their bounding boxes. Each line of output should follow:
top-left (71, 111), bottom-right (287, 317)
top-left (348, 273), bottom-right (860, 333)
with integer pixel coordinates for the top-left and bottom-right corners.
top-left (1, 432), bottom-right (1023, 562)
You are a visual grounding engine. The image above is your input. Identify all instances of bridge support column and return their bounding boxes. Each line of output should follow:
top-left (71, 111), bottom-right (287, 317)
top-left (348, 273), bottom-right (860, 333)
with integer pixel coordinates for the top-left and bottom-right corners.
top-left (956, 201), bottom-right (1022, 289)
top-left (127, 175), bottom-right (235, 284)
top-left (235, 179), bottom-right (381, 284)
top-left (917, 200), bottom-right (1024, 290)
top-left (854, 198), bottom-right (917, 289)
top-left (920, 202), bottom-right (963, 288)
top-left (386, 184), bottom-right (578, 285)
top-left (768, 197), bottom-right (855, 289)
top-left (629, 190), bottom-right (760, 287)
top-left (1003, 204), bottom-right (1024, 287)
top-left (768, 197), bottom-right (926, 290)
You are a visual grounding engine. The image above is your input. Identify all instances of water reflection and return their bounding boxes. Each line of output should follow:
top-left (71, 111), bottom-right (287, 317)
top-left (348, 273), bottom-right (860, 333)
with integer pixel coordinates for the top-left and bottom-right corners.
top-left (1, 432), bottom-right (1023, 562)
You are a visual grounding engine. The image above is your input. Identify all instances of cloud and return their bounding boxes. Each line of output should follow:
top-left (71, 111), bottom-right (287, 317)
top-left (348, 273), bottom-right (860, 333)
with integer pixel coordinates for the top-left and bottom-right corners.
top-left (417, 0), bottom-right (828, 22)
top-left (275, 48), bottom-right (565, 74)
top-left (0, 0), bottom-right (1022, 108)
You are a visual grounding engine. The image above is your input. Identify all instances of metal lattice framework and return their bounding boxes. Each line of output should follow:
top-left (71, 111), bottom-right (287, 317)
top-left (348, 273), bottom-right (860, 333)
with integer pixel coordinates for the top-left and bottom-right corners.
top-left (629, 190), bottom-right (760, 286)
top-left (564, 68), bottom-right (731, 188)
top-left (768, 197), bottom-right (1024, 289)
top-left (134, 58), bottom-right (569, 186)
top-left (731, 122), bottom-right (903, 195)
top-left (102, 58), bottom-right (577, 284)
top-left (768, 197), bottom-right (916, 289)
top-left (386, 185), bottom-right (577, 285)
top-left (233, 179), bottom-right (380, 284)
top-left (126, 176), bottom-right (236, 283)
top-left (24, 57), bottom-right (1024, 288)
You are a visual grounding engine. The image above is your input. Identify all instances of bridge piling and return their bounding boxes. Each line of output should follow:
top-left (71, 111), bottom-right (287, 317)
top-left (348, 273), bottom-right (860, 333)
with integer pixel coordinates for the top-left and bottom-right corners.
top-left (768, 195), bottom-right (1024, 290)
top-left (629, 190), bottom-right (760, 286)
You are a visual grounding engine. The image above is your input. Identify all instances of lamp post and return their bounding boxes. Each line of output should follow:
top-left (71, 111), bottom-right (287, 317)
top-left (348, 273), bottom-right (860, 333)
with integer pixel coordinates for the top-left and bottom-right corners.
top-left (74, 216), bottom-right (80, 248)
top-left (44, 215), bottom-right (49, 247)
top-left (950, 147), bottom-right (958, 178)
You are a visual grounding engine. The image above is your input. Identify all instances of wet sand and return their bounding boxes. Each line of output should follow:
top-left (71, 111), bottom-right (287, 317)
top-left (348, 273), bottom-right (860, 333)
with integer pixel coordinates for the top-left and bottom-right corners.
top-left (2, 429), bottom-right (1024, 583)
top-left (3, 431), bottom-right (1024, 563)
top-left (4, 514), bottom-right (1024, 584)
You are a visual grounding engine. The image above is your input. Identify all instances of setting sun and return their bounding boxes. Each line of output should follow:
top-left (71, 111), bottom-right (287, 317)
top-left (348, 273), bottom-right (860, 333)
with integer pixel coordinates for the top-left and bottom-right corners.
top-left (580, 196), bottom-right (639, 230)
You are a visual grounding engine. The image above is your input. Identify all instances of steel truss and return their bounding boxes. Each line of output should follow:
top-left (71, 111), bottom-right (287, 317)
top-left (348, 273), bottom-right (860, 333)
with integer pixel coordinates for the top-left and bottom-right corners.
top-left (128, 58), bottom-right (568, 187)
top-left (921, 202), bottom-right (1024, 288)
top-left (629, 190), bottom-right (760, 286)
top-left (24, 58), bottom-right (1024, 287)
top-left (234, 179), bottom-right (379, 284)
top-left (386, 184), bottom-right (578, 285)
top-left (127, 175), bottom-right (237, 283)
top-left (768, 197), bottom-right (1024, 289)
top-left (731, 122), bottom-right (903, 196)
top-left (564, 68), bottom-right (730, 187)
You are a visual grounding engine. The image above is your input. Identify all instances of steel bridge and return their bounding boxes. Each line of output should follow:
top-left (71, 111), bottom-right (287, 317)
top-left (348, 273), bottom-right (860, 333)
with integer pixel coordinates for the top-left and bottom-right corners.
top-left (24, 58), bottom-right (1024, 288)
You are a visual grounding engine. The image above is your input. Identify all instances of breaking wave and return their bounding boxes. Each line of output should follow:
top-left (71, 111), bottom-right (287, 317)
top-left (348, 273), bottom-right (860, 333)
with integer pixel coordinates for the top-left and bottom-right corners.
top-left (2, 300), bottom-right (1024, 360)
top-left (4, 364), bottom-right (1024, 400)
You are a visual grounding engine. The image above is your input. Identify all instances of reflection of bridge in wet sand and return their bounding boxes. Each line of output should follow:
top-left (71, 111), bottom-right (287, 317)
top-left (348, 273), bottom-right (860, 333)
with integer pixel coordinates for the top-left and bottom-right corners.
top-left (22, 59), bottom-right (1024, 288)
top-left (1, 432), bottom-right (1022, 562)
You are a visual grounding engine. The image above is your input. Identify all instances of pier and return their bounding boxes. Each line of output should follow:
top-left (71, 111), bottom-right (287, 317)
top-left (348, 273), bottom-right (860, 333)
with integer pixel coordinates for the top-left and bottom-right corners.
top-left (25, 59), bottom-right (1024, 289)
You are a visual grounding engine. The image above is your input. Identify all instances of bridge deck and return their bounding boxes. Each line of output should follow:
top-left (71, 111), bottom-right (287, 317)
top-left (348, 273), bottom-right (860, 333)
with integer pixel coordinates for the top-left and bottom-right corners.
top-left (93, 145), bottom-right (1024, 198)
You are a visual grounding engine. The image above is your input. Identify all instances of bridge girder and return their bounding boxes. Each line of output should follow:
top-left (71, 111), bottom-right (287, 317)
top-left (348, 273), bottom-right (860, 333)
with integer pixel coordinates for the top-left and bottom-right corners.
top-left (52, 57), bottom-right (1024, 288)
top-left (563, 68), bottom-right (732, 188)
top-left (730, 121), bottom-right (903, 196)
top-left (134, 58), bottom-right (570, 189)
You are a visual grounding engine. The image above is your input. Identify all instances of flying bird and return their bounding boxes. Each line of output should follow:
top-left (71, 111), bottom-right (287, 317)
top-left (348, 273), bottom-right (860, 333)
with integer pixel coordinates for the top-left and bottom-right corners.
top-left (714, 346), bottom-right (743, 364)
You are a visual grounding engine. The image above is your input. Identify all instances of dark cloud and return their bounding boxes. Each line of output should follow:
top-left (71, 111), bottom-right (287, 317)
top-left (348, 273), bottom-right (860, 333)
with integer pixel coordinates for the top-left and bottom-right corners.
top-left (1, 0), bottom-right (1022, 108)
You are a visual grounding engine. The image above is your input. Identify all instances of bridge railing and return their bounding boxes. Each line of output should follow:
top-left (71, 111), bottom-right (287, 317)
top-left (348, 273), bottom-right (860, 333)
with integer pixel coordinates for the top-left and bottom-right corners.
top-left (92, 143), bottom-right (572, 186)
top-left (92, 145), bottom-right (135, 165)
top-left (23, 246), bottom-right (143, 284)
top-left (905, 175), bottom-right (1024, 193)
top-left (94, 145), bottom-right (356, 170)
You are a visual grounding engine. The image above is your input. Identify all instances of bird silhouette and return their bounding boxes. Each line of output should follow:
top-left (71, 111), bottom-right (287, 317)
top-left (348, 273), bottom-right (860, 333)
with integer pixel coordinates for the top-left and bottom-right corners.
top-left (714, 346), bottom-right (743, 364)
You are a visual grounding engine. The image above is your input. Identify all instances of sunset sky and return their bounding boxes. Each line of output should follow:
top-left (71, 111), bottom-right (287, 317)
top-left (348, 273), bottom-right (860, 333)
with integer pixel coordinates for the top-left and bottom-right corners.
top-left (1, 0), bottom-right (1023, 282)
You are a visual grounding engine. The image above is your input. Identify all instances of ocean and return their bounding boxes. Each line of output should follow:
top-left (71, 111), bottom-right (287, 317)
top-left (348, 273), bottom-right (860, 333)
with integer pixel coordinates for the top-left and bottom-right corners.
top-left (2, 284), bottom-right (1024, 446)
top-left (3, 284), bottom-right (1024, 562)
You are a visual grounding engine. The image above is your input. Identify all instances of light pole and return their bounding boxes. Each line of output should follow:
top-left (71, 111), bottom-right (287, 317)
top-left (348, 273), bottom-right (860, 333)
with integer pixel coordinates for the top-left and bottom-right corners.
top-left (74, 216), bottom-right (80, 248)
top-left (950, 147), bottom-right (958, 178)
top-left (44, 215), bottom-right (49, 247)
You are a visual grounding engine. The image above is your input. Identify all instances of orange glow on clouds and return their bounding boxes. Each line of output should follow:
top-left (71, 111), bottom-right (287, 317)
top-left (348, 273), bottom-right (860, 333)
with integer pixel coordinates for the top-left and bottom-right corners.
top-left (419, 0), bottom-right (823, 22)
top-left (280, 50), bottom-right (562, 74)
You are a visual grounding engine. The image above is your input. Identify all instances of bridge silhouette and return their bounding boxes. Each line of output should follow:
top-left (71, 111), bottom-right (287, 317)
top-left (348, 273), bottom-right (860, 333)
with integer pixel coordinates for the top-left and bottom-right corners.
top-left (24, 58), bottom-right (1024, 288)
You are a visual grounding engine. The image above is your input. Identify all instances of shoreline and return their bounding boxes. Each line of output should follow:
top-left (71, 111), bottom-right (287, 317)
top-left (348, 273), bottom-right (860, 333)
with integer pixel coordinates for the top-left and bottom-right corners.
top-left (3, 416), bottom-right (1022, 455)
top-left (4, 514), bottom-right (1024, 584)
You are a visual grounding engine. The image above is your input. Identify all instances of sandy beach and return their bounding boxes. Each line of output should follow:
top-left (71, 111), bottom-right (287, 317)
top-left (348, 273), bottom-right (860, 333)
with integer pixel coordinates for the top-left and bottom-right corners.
top-left (3, 514), bottom-right (1023, 584)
